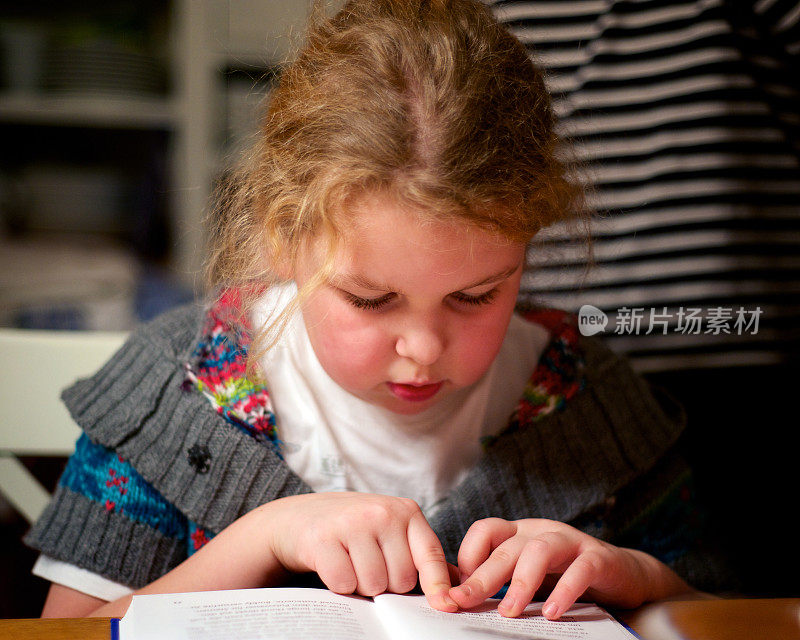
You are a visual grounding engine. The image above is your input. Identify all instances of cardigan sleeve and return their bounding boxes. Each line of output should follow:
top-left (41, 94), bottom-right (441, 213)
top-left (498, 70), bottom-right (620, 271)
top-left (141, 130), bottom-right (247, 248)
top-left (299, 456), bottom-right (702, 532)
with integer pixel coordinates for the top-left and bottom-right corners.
top-left (570, 443), bottom-right (740, 593)
top-left (24, 434), bottom-right (193, 589)
top-left (23, 305), bottom-right (215, 588)
top-left (24, 302), bottom-right (310, 588)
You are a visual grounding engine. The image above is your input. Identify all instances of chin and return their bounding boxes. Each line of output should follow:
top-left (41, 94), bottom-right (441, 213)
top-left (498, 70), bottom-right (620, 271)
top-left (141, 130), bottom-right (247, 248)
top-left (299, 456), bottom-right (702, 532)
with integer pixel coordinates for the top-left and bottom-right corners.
top-left (383, 400), bottom-right (439, 416)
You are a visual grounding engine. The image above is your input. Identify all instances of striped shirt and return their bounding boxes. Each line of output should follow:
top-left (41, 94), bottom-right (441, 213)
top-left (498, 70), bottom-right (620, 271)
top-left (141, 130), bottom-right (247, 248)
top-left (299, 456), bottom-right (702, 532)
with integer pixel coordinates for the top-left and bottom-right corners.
top-left (490, 0), bottom-right (800, 372)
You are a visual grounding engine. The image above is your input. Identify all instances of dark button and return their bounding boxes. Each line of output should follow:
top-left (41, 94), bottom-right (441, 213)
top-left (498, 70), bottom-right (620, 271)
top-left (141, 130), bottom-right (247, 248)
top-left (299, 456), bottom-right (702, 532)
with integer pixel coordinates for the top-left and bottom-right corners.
top-left (187, 444), bottom-right (212, 474)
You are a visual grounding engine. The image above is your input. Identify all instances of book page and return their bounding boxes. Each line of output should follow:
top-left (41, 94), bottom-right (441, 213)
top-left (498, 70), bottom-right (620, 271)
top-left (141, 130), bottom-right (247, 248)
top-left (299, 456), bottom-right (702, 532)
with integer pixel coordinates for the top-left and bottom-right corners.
top-left (373, 594), bottom-right (637, 640)
top-left (119, 588), bottom-right (388, 640)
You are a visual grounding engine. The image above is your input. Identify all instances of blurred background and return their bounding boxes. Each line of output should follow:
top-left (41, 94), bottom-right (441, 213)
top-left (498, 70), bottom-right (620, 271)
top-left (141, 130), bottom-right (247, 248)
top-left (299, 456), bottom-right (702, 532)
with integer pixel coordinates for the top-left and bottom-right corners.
top-left (0, 0), bottom-right (315, 617)
top-left (0, 0), bottom-right (304, 332)
top-left (1, 0), bottom-right (798, 619)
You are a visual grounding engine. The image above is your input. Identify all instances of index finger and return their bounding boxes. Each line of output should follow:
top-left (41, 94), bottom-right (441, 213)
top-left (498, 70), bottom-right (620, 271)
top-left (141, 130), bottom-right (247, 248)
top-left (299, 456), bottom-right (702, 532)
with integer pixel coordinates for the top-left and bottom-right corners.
top-left (407, 510), bottom-right (458, 612)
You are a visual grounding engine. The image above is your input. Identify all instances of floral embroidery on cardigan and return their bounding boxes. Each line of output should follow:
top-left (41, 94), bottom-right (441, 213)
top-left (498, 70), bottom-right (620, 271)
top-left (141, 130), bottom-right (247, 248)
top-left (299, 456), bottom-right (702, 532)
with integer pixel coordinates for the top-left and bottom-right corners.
top-left (515, 308), bottom-right (586, 422)
top-left (183, 289), bottom-right (281, 455)
top-left (481, 308), bottom-right (586, 447)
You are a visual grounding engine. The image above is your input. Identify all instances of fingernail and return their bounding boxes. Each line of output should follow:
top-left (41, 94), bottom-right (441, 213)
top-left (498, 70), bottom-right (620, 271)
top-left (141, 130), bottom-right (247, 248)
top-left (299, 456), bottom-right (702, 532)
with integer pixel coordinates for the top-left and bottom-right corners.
top-left (431, 589), bottom-right (458, 611)
top-left (453, 583), bottom-right (472, 598)
top-left (498, 596), bottom-right (516, 615)
top-left (542, 602), bottom-right (559, 619)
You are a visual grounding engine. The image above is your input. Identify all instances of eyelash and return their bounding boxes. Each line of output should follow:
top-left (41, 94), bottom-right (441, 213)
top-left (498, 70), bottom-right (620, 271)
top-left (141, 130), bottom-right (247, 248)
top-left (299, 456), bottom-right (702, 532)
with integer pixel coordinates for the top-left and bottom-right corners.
top-left (451, 289), bottom-right (498, 306)
top-left (344, 292), bottom-right (394, 310)
top-left (343, 289), bottom-right (497, 311)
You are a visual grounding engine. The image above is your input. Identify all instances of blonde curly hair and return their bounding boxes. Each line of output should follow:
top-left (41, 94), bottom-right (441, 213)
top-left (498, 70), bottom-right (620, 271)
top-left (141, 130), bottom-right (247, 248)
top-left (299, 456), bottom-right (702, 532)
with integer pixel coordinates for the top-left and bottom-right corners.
top-left (206, 0), bottom-right (586, 370)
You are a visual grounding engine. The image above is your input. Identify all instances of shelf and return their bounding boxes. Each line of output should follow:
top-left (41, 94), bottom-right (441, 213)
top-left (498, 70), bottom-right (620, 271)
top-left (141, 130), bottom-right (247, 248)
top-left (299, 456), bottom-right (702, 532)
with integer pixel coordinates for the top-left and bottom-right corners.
top-left (0, 0), bottom-right (311, 286)
top-left (0, 92), bottom-right (177, 130)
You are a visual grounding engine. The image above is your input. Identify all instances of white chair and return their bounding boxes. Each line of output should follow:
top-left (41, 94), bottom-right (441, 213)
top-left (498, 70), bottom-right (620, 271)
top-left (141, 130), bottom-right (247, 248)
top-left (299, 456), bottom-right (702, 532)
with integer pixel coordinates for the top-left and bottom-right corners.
top-left (0, 328), bottom-right (127, 523)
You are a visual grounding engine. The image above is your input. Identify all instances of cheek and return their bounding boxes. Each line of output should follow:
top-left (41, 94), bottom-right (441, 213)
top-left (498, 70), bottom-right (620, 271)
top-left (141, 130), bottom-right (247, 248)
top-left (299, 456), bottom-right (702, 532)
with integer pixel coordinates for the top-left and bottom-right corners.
top-left (302, 299), bottom-right (391, 388)
top-left (450, 326), bottom-right (504, 382)
top-left (450, 304), bottom-right (517, 384)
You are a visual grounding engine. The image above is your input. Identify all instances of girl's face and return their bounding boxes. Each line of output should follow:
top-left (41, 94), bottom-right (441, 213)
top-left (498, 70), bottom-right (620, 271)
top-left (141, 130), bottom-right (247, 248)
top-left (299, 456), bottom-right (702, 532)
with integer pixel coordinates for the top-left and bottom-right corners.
top-left (292, 193), bottom-right (526, 415)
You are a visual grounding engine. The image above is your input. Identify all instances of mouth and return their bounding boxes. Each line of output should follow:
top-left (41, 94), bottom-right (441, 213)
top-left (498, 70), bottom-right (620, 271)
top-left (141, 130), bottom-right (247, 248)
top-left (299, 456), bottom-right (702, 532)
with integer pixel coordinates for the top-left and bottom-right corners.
top-left (386, 381), bottom-right (444, 402)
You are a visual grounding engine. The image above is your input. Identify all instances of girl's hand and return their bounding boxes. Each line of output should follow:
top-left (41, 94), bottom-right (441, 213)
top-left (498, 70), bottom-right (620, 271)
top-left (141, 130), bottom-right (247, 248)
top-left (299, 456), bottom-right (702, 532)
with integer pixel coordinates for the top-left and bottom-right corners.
top-left (263, 492), bottom-right (458, 611)
top-left (449, 518), bottom-right (692, 619)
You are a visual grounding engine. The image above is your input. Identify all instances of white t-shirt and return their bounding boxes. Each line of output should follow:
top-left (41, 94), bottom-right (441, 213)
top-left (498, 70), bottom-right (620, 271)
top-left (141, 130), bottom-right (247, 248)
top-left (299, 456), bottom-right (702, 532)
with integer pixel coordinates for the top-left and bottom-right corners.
top-left (34, 282), bottom-right (549, 600)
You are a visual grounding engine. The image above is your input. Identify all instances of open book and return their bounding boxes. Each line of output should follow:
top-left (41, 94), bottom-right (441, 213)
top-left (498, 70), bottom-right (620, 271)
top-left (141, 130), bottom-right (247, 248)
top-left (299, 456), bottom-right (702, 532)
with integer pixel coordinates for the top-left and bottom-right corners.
top-left (115, 587), bottom-right (637, 640)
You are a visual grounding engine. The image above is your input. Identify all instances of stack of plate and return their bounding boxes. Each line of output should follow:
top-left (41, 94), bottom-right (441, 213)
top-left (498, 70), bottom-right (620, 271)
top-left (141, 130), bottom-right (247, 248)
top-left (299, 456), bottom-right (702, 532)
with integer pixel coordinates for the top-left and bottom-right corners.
top-left (42, 41), bottom-right (166, 97)
top-left (0, 237), bottom-right (139, 331)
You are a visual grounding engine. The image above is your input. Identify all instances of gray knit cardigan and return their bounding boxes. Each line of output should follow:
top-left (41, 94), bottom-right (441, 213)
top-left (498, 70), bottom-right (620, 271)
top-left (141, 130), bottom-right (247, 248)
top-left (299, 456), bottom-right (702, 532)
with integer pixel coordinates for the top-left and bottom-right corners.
top-left (25, 303), bottom-right (730, 593)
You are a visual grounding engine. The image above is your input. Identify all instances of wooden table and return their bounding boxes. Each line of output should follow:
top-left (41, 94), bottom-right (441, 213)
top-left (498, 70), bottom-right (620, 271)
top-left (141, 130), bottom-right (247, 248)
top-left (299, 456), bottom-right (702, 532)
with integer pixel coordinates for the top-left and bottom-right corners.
top-left (622, 598), bottom-right (800, 640)
top-left (0, 616), bottom-right (113, 639)
top-left (1, 598), bottom-right (798, 639)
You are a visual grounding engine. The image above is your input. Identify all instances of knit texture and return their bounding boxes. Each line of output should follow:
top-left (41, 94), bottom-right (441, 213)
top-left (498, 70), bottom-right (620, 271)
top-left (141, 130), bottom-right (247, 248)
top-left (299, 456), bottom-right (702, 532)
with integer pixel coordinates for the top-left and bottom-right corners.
top-left (25, 297), bottom-right (730, 591)
top-left (183, 289), bottom-right (280, 454)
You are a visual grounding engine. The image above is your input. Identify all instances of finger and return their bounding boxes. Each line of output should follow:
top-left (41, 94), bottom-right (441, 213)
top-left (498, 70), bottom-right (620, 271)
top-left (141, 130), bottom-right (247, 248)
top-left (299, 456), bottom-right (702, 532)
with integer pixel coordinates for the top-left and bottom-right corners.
top-left (407, 510), bottom-right (457, 612)
top-left (542, 550), bottom-right (605, 620)
top-left (447, 562), bottom-right (461, 586)
top-left (456, 531), bottom-right (579, 612)
top-left (315, 541), bottom-right (358, 594)
top-left (348, 536), bottom-right (389, 597)
top-left (450, 536), bottom-right (525, 609)
top-left (378, 531), bottom-right (418, 594)
top-left (496, 540), bottom-right (553, 618)
top-left (457, 518), bottom-right (517, 580)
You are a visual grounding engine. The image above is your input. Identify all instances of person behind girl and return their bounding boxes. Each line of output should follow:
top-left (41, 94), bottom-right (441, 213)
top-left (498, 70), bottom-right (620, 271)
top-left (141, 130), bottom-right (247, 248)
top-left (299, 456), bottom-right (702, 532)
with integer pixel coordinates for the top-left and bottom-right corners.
top-left (26, 0), bottom-right (730, 620)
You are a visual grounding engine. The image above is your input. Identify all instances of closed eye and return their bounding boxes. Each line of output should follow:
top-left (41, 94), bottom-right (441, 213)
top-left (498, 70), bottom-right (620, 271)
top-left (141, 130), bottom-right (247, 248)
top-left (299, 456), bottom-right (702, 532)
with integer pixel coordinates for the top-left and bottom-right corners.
top-left (450, 288), bottom-right (498, 306)
top-left (343, 291), bottom-right (395, 310)
top-left (341, 288), bottom-right (498, 311)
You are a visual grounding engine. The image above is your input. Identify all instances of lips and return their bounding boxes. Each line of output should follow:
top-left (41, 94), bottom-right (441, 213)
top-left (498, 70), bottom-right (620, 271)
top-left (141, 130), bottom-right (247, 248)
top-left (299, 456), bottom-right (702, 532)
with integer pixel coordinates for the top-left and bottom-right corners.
top-left (386, 381), bottom-right (444, 402)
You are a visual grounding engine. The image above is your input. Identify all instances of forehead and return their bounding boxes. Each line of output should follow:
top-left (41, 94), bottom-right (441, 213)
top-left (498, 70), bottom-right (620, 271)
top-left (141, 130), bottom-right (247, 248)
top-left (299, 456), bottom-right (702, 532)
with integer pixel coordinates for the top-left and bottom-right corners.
top-left (343, 193), bottom-right (510, 249)
top-left (325, 194), bottom-right (524, 283)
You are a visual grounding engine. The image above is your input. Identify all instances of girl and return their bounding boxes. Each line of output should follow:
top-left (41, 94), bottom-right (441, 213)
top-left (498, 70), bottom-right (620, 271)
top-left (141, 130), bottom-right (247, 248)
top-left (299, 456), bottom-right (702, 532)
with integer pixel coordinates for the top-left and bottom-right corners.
top-left (27, 0), bottom-right (728, 621)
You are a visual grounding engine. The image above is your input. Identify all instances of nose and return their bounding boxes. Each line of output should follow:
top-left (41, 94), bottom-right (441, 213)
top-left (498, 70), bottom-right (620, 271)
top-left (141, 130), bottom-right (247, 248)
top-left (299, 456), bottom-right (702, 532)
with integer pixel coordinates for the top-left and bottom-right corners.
top-left (395, 315), bottom-right (446, 366)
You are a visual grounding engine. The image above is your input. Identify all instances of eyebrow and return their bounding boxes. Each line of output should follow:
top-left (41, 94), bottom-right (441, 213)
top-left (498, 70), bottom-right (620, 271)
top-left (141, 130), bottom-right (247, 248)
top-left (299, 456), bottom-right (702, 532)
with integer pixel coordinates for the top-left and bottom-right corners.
top-left (332, 262), bottom-right (522, 294)
top-left (463, 264), bottom-right (522, 289)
